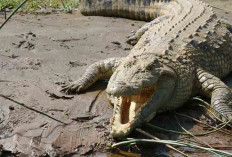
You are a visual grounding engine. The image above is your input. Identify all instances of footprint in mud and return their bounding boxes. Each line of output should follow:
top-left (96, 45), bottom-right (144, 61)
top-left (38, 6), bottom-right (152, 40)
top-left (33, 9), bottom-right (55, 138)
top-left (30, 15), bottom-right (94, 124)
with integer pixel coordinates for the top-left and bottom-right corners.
top-left (12, 31), bottom-right (37, 50)
top-left (11, 57), bottom-right (43, 70)
top-left (60, 42), bottom-right (69, 49)
top-left (68, 61), bottom-right (87, 67)
top-left (0, 109), bottom-right (5, 124)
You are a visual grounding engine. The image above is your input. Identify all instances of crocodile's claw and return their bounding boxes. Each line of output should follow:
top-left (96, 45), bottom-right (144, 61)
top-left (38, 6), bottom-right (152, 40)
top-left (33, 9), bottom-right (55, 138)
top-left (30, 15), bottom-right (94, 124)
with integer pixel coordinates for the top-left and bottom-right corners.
top-left (60, 81), bottom-right (84, 94)
top-left (126, 36), bottom-right (137, 45)
top-left (126, 30), bottom-right (138, 45)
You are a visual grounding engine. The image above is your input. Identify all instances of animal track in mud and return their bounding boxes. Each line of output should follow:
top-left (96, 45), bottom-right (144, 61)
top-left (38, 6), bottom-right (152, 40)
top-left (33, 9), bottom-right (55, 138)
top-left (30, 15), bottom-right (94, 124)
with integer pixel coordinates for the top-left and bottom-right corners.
top-left (68, 61), bottom-right (87, 67)
top-left (11, 57), bottom-right (43, 70)
top-left (0, 109), bottom-right (5, 124)
top-left (12, 31), bottom-right (37, 50)
top-left (52, 38), bottom-right (81, 50)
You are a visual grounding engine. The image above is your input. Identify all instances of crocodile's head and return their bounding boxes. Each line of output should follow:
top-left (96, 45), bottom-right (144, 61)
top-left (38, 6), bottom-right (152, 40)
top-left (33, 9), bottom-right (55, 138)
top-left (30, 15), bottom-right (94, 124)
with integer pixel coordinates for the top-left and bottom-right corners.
top-left (106, 55), bottom-right (176, 138)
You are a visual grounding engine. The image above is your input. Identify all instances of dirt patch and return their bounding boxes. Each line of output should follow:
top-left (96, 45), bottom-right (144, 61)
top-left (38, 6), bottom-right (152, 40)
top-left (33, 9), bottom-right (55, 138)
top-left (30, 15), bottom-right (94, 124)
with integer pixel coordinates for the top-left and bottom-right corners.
top-left (0, 0), bottom-right (232, 156)
top-left (0, 10), bottom-right (141, 156)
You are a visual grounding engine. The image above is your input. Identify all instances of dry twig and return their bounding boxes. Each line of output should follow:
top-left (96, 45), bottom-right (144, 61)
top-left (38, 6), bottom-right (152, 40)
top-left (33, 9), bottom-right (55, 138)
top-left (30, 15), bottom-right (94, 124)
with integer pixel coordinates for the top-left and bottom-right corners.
top-left (136, 128), bottom-right (189, 157)
top-left (0, 94), bottom-right (68, 125)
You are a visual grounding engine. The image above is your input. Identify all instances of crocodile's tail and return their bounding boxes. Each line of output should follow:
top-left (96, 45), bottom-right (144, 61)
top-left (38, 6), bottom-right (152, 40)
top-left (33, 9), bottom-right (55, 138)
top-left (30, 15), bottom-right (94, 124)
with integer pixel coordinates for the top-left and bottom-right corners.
top-left (79, 0), bottom-right (176, 21)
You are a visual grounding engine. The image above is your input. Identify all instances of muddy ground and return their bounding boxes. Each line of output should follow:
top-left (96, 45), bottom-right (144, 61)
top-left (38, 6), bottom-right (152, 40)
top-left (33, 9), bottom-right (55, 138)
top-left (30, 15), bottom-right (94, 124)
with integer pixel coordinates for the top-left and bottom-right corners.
top-left (0, 0), bottom-right (232, 156)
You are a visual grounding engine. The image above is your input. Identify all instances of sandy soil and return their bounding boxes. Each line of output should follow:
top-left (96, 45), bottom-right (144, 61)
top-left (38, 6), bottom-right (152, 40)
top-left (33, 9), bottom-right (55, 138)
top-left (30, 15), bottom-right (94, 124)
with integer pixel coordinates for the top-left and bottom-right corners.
top-left (0, 0), bottom-right (232, 156)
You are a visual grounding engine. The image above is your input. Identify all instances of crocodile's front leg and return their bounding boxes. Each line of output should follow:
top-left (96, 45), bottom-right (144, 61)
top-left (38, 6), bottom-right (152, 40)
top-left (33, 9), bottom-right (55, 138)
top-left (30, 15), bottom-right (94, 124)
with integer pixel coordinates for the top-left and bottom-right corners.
top-left (197, 69), bottom-right (232, 121)
top-left (61, 58), bottom-right (121, 94)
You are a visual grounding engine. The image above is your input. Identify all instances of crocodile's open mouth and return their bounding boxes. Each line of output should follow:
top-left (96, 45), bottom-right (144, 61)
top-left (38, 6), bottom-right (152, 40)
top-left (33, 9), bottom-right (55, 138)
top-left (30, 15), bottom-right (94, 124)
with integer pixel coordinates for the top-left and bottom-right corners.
top-left (110, 85), bottom-right (157, 137)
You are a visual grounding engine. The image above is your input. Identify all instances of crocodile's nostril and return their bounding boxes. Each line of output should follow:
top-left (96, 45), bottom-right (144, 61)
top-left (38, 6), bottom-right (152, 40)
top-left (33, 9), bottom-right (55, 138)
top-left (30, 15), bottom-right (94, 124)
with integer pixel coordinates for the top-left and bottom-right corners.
top-left (106, 85), bottom-right (121, 95)
top-left (106, 81), bottom-right (127, 95)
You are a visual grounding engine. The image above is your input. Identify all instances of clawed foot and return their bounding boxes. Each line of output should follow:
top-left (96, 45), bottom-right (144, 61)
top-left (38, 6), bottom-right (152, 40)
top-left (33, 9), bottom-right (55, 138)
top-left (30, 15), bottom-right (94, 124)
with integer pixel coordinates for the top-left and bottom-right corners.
top-left (126, 30), bottom-right (138, 46)
top-left (60, 80), bottom-right (84, 94)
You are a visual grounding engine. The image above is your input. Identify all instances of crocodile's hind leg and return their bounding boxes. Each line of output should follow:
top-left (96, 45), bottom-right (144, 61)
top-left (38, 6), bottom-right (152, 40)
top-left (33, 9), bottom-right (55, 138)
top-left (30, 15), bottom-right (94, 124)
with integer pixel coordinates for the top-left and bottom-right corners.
top-left (126, 15), bottom-right (170, 45)
top-left (197, 69), bottom-right (232, 121)
top-left (61, 58), bottom-right (121, 94)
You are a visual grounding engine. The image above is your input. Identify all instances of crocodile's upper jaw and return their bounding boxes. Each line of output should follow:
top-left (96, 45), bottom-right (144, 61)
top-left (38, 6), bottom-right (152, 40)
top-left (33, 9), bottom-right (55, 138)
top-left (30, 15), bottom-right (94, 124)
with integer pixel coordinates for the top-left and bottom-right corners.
top-left (109, 85), bottom-right (157, 138)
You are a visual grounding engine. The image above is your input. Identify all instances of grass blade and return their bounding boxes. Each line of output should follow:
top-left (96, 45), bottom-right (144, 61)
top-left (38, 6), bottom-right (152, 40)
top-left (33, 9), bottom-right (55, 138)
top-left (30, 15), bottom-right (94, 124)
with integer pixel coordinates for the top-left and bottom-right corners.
top-left (0, 0), bottom-right (28, 30)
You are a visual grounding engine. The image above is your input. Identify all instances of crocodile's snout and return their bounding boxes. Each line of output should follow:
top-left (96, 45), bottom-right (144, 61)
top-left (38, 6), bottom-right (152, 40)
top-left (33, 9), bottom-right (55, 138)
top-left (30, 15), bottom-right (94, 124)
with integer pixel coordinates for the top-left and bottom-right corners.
top-left (106, 83), bottom-right (124, 95)
top-left (106, 81), bottom-right (140, 96)
top-left (106, 82), bottom-right (124, 95)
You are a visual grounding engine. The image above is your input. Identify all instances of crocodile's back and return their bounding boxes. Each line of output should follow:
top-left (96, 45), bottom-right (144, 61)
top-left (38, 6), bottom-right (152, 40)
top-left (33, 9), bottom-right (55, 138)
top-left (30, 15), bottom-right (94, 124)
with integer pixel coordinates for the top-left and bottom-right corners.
top-left (80, 0), bottom-right (232, 78)
top-left (127, 0), bottom-right (232, 78)
top-left (192, 21), bottom-right (232, 78)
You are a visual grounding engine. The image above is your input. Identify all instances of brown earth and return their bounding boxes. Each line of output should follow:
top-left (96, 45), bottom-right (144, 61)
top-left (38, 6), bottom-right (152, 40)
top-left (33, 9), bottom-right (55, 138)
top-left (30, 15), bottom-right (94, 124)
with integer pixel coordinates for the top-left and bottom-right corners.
top-left (0, 0), bottom-right (232, 156)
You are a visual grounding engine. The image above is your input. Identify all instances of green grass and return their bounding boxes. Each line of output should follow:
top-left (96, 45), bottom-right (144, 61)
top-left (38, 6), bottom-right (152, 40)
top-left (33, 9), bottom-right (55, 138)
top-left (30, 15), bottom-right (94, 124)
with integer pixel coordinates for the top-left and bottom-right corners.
top-left (0, 0), bottom-right (79, 13)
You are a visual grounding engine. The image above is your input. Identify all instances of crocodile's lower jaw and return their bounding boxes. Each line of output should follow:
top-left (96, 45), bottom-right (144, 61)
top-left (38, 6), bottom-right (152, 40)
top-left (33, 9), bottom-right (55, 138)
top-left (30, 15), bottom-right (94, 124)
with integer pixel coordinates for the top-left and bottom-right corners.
top-left (110, 85), bottom-right (157, 138)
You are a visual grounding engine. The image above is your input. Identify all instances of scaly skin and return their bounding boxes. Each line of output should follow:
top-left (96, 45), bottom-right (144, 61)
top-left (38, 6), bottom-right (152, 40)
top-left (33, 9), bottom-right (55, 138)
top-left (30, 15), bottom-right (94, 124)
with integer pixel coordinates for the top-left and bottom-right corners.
top-left (61, 0), bottom-right (232, 138)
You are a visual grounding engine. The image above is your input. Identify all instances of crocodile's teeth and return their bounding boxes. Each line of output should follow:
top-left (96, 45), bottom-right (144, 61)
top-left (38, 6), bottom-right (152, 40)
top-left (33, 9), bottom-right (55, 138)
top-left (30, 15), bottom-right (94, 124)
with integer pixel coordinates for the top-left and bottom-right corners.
top-left (130, 101), bottom-right (136, 120)
top-left (110, 84), bottom-right (157, 137)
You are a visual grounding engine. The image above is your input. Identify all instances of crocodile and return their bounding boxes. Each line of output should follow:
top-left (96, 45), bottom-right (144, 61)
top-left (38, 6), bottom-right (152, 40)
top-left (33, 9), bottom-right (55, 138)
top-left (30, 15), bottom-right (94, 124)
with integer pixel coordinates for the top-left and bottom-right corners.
top-left (61, 0), bottom-right (232, 138)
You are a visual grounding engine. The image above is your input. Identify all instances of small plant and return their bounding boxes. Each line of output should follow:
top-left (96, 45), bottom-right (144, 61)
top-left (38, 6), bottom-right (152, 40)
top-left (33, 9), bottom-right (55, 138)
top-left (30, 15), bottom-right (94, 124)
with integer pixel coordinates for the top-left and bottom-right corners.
top-left (63, 1), bottom-right (79, 13)
top-left (0, 0), bottom-right (79, 13)
top-left (0, 0), bottom-right (79, 30)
